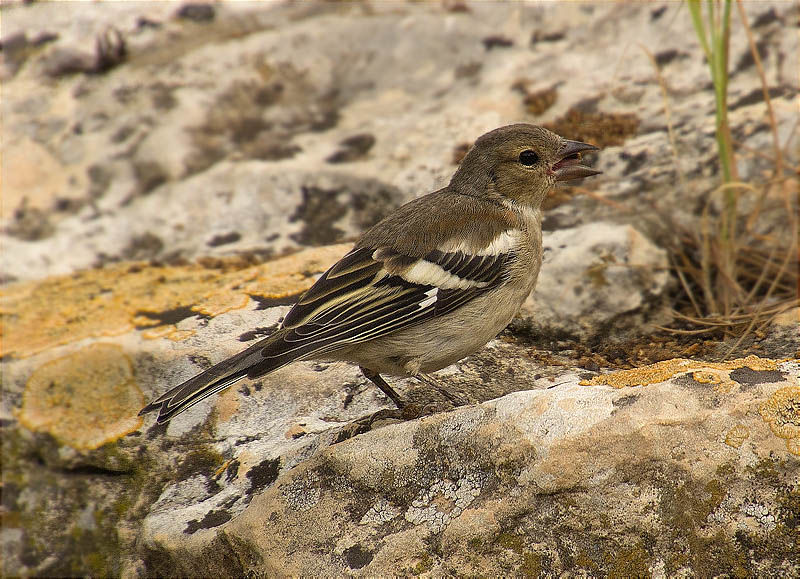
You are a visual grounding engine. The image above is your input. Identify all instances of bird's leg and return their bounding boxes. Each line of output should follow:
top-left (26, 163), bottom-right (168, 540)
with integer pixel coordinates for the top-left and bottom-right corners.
top-left (360, 367), bottom-right (405, 408)
top-left (417, 373), bottom-right (468, 407)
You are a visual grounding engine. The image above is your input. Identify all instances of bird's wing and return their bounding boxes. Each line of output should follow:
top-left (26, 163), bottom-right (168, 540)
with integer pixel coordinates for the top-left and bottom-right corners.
top-left (272, 237), bottom-right (518, 361)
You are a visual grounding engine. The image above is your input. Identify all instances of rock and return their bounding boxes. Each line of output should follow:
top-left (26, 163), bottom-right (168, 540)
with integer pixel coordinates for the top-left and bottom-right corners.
top-left (523, 222), bottom-right (672, 342)
top-left (3, 239), bottom-right (798, 575)
top-left (41, 45), bottom-right (97, 77)
top-left (326, 133), bottom-right (377, 164)
top-left (759, 307), bottom-right (800, 359)
top-left (0, 28), bottom-right (58, 78)
top-left (137, 358), bottom-right (799, 577)
top-left (0, 30), bottom-right (30, 76)
top-left (17, 343), bottom-right (143, 450)
top-left (2, 1), bottom-right (795, 285)
top-left (1, 0), bottom-right (798, 576)
top-left (175, 3), bottom-right (216, 23)
top-left (1, 167), bottom-right (403, 280)
top-left (1, 245), bottom-right (371, 576)
top-left (1, 137), bottom-right (74, 223)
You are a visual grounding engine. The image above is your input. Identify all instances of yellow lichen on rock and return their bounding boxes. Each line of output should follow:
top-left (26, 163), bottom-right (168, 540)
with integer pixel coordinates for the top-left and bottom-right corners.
top-left (192, 291), bottom-right (251, 317)
top-left (692, 370), bottom-right (723, 384)
top-left (724, 424), bottom-right (750, 449)
top-left (141, 325), bottom-right (196, 342)
top-left (581, 355), bottom-right (780, 389)
top-left (17, 344), bottom-right (144, 450)
top-left (0, 244), bottom-right (350, 358)
top-left (759, 386), bottom-right (800, 455)
top-left (141, 325), bottom-right (179, 341)
top-left (166, 329), bottom-right (197, 342)
top-left (692, 369), bottom-right (737, 394)
top-left (581, 359), bottom-right (691, 388)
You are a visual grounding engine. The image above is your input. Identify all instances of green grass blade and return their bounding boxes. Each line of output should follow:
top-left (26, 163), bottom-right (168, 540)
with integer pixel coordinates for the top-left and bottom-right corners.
top-left (688, 0), bottom-right (711, 60)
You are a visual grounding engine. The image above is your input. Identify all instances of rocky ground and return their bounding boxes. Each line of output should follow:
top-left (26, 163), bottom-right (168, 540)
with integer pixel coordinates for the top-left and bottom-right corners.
top-left (2, 1), bottom-right (798, 576)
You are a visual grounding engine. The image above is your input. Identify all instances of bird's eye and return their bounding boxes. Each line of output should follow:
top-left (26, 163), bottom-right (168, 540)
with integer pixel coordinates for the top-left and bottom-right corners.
top-left (519, 150), bottom-right (539, 166)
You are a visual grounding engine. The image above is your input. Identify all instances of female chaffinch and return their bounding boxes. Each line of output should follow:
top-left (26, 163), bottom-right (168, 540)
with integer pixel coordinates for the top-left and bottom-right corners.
top-left (141, 124), bottom-right (600, 423)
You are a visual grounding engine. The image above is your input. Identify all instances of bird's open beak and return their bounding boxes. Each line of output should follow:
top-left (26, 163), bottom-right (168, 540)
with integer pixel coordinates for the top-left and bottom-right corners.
top-left (552, 140), bottom-right (601, 182)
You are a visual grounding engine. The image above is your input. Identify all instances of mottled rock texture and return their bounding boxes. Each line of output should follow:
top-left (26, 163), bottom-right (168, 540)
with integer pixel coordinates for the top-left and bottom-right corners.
top-left (2, 1), bottom-right (797, 576)
top-left (136, 357), bottom-right (800, 578)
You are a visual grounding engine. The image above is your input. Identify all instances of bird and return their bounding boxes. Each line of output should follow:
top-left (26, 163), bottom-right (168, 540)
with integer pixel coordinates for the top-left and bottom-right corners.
top-left (140, 124), bottom-right (600, 424)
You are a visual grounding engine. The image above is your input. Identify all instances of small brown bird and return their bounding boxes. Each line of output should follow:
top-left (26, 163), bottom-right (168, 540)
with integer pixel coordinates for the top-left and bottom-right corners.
top-left (140, 124), bottom-right (600, 423)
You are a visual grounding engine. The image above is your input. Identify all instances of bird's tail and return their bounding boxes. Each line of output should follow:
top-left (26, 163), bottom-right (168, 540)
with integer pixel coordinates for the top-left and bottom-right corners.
top-left (139, 333), bottom-right (297, 424)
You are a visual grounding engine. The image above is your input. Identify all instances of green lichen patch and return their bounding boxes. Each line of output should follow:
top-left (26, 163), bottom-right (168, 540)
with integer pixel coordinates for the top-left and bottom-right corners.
top-left (176, 447), bottom-right (226, 480)
top-left (496, 531), bottom-right (525, 554)
top-left (4, 411), bottom-right (182, 576)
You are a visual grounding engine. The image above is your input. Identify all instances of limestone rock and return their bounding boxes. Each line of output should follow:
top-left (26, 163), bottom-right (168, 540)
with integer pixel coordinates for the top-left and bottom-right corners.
top-left (523, 222), bottom-right (672, 342)
top-left (137, 359), bottom-right (800, 577)
top-left (3, 1), bottom-right (796, 284)
top-left (2, 0), bottom-right (797, 576)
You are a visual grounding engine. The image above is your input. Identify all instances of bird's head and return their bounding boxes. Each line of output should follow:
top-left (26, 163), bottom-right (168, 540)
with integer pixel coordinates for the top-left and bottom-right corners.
top-left (451, 123), bottom-right (601, 208)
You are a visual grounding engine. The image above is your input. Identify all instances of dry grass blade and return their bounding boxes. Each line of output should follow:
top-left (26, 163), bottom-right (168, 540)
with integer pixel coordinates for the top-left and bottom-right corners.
top-left (740, 245), bottom-right (780, 305)
top-left (671, 311), bottom-right (741, 326)
top-left (641, 44), bottom-right (688, 195)
top-left (652, 324), bottom-right (722, 335)
top-left (698, 205), bottom-right (717, 316)
top-left (659, 181), bottom-right (798, 352)
top-left (670, 255), bottom-right (703, 318)
top-left (652, 2), bottom-right (799, 357)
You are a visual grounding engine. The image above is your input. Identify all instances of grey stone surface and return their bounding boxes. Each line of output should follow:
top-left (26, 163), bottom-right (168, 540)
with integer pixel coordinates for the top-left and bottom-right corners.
top-left (2, 1), bottom-right (797, 576)
top-left (136, 358), bottom-right (799, 577)
top-left (524, 222), bottom-right (672, 341)
top-left (3, 1), bottom-right (796, 283)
